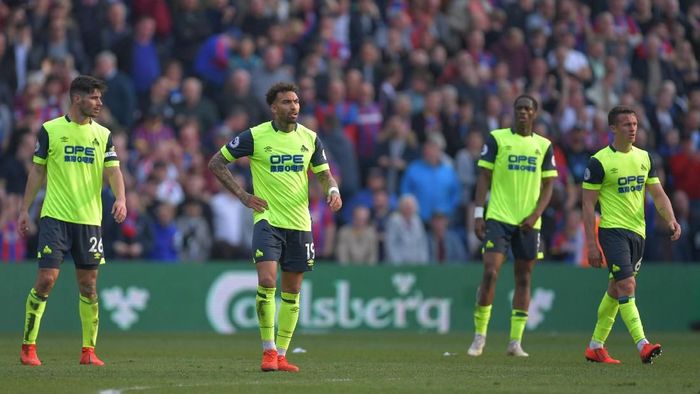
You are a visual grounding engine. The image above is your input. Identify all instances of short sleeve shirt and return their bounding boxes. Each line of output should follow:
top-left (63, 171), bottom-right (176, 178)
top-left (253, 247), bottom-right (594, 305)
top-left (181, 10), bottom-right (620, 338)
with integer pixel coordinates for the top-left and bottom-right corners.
top-left (34, 115), bottom-right (119, 226)
top-left (582, 145), bottom-right (659, 238)
top-left (477, 128), bottom-right (558, 229)
top-left (219, 121), bottom-right (329, 231)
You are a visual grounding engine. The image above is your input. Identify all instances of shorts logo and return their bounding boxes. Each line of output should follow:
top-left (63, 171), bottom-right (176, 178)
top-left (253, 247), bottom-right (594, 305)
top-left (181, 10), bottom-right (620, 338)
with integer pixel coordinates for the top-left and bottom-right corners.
top-left (307, 259), bottom-right (314, 267)
top-left (42, 245), bottom-right (53, 254)
top-left (255, 249), bottom-right (263, 258)
top-left (485, 240), bottom-right (495, 248)
top-left (611, 264), bottom-right (621, 273)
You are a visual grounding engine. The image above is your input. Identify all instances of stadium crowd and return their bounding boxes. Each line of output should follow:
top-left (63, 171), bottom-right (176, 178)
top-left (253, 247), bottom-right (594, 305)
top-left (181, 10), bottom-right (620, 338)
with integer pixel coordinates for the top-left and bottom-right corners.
top-left (0, 0), bottom-right (699, 264)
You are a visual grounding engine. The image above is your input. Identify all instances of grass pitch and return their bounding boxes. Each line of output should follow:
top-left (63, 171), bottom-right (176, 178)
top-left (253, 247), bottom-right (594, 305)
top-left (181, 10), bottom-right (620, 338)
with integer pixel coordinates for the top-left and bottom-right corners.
top-left (1, 331), bottom-right (698, 393)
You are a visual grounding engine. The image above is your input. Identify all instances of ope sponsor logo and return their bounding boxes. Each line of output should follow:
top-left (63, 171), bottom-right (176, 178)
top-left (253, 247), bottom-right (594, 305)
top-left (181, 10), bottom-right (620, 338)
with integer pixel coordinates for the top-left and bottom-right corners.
top-left (206, 272), bottom-right (452, 333)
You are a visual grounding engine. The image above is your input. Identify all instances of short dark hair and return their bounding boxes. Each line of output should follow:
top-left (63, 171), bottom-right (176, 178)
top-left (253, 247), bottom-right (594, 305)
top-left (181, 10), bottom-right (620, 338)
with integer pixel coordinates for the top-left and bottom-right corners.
top-left (69, 75), bottom-right (107, 101)
top-left (608, 106), bottom-right (637, 126)
top-left (266, 82), bottom-right (298, 106)
top-left (514, 94), bottom-right (538, 111)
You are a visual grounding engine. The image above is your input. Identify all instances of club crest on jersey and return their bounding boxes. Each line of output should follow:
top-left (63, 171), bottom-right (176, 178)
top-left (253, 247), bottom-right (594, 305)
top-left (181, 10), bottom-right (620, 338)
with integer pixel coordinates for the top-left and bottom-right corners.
top-left (92, 138), bottom-right (100, 146)
top-left (301, 145), bottom-right (309, 152)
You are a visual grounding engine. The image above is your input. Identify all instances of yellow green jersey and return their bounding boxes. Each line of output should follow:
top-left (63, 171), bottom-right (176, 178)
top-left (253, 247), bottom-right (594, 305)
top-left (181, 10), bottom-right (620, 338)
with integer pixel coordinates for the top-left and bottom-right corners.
top-left (582, 145), bottom-right (660, 238)
top-left (219, 121), bottom-right (330, 231)
top-left (33, 115), bottom-right (119, 226)
top-left (478, 128), bottom-right (558, 229)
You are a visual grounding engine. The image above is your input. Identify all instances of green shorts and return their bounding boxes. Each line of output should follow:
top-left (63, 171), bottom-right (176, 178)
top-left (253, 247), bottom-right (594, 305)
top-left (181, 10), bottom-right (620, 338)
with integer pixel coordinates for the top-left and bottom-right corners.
top-left (252, 220), bottom-right (315, 272)
top-left (36, 217), bottom-right (104, 270)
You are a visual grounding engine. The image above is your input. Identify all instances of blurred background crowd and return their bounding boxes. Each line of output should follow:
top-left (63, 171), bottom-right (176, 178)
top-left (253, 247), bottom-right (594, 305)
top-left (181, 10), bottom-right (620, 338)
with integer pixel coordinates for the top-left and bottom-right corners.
top-left (0, 0), bottom-right (699, 265)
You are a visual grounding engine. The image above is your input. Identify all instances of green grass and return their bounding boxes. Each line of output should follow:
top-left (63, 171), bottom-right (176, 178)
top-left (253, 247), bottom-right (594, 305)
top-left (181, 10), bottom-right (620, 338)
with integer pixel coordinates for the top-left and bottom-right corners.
top-left (0, 331), bottom-right (698, 393)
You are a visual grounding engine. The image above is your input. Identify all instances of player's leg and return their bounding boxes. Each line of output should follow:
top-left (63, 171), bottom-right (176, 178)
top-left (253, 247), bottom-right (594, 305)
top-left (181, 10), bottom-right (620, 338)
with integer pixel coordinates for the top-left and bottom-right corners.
top-left (508, 258), bottom-right (535, 357)
top-left (274, 229), bottom-right (314, 372)
top-left (73, 223), bottom-right (105, 366)
top-left (507, 227), bottom-right (539, 357)
top-left (469, 220), bottom-right (510, 356)
top-left (21, 217), bottom-right (67, 366)
top-left (585, 280), bottom-right (620, 363)
top-left (252, 220), bottom-right (283, 371)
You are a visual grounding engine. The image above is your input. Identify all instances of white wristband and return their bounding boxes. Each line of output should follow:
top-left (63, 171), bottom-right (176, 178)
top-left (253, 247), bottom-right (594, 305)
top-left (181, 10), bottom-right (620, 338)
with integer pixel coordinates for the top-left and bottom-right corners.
top-left (328, 186), bottom-right (340, 197)
top-left (474, 206), bottom-right (484, 219)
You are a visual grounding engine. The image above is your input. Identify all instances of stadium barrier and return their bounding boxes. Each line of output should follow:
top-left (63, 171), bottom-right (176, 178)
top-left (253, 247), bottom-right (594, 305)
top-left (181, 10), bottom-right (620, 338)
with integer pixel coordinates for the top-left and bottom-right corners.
top-left (1, 263), bottom-right (698, 333)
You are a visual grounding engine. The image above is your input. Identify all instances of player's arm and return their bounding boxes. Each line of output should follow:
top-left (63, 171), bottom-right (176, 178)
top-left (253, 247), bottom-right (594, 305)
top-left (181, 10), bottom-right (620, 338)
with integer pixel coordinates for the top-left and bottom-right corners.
top-left (315, 170), bottom-right (342, 212)
top-left (209, 130), bottom-right (268, 212)
top-left (647, 183), bottom-right (681, 241)
top-left (19, 127), bottom-right (49, 238)
top-left (582, 157), bottom-right (604, 268)
top-left (311, 135), bottom-right (342, 212)
top-left (473, 133), bottom-right (497, 241)
top-left (18, 163), bottom-right (46, 238)
top-left (521, 176), bottom-right (555, 230)
top-left (522, 143), bottom-right (558, 229)
top-left (104, 166), bottom-right (127, 223)
top-left (645, 152), bottom-right (681, 241)
top-left (104, 134), bottom-right (127, 223)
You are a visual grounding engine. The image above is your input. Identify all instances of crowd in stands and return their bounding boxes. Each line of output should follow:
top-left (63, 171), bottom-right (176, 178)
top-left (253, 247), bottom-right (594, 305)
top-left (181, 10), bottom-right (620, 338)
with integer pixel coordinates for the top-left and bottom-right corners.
top-left (1, 0), bottom-right (699, 264)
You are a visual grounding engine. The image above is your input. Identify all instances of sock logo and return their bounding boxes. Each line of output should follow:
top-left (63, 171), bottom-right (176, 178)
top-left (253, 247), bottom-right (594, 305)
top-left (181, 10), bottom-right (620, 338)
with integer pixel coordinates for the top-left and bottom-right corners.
top-left (101, 287), bottom-right (150, 330)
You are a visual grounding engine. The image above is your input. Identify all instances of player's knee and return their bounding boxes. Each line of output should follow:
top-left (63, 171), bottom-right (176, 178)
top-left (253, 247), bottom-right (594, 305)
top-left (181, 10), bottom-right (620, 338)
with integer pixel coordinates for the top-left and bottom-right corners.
top-left (258, 277), bottom-right (276, 289)
top-left (614, 277), bottom-right (635, 296)
top-left (34, 275), bottom-right (57, 295)
top-left (482, 269), bottom-right (499, 286)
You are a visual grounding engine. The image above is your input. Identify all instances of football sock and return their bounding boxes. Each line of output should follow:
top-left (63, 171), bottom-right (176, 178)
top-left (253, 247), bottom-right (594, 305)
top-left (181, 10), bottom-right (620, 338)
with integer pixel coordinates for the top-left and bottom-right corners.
top-left (474, 304), bottom-right (492, 336)
top-left (636, 338), bottom-right (650, 352)
top-left (591, 292), bottom-right (619, 348)
top-left (256, 286), bottom-right (276, 346)
top-left (618, 296), bottom-right (646, 345)
top-left (23, 288), bottom-right (47, 345)
top-left (510, 309), bottom-right (528, 341)
top-left (79, 295), bottom-right (99, 348)
top-left (276, 292), bottom-right (300, 355)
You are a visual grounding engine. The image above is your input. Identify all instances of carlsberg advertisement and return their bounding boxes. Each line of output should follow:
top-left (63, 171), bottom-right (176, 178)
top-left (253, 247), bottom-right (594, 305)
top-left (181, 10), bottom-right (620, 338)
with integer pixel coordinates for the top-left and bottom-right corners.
top-left (0, 264), bottom-right (697, 332)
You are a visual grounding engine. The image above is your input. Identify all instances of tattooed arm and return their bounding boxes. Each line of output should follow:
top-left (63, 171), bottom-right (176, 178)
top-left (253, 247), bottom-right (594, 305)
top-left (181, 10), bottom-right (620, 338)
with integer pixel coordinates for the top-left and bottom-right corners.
top-left (315, 169), bottom-right (342, 212)
top-left (208, 152), bottom-right (268, 212)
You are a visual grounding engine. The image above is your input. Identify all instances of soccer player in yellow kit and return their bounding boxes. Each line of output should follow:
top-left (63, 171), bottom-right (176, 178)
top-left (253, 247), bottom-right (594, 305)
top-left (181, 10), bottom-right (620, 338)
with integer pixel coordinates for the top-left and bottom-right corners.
top-left (209, 82), bottom-right (342, 372)
top-left (582, 106), bottom-right (681, 364)
top-left (468, 95), bottom-right (557, 357)
top-left (18, 75), bottom-right (127, 366)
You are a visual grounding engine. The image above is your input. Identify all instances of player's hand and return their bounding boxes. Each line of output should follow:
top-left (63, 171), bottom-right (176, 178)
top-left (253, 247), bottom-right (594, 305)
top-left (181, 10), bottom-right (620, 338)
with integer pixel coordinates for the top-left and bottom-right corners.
top-left (242, 193), bottom-right (268, 212)
top-left (520, 214), bottom-right (538, 231)
top-left (587, 246), bottom-right (603, 268)
top-left (474, 218), bottom-right (486, 241)
top-left (327, 190), bottom-right (342, 212)
top-left (112, 199), bottom-right (127, 223)
top-left (669, 220), bottom-right (682, 241)
top-left (18, 211), bottom-right (31, 238)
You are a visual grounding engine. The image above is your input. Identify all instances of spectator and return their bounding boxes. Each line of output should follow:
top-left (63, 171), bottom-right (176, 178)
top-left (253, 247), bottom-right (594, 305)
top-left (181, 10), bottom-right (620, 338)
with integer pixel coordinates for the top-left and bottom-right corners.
top-left (173, 77), bottom-right (219, 133)
top-left (111, 190), bottom-right (153, 260)
top-left (400, 136), bottom-right (461, 223)
top-left (384, 194), bottom-right (429, 265)
top-left (148, 201), bottom-right (179, 262)
top-left (94, 51), bottom-right (136, 128)
top-left (336, 205), bottom-right (378, 265)
top-left (209, 174), bottom-right (254, 260)
top-left (427, 212), bottom-right (467, 264)
top-left (376, 115), bottom-right (420, 195)
top-left (175, 199), bottom-right (211, 262)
